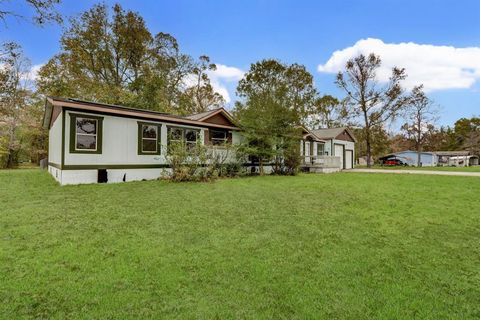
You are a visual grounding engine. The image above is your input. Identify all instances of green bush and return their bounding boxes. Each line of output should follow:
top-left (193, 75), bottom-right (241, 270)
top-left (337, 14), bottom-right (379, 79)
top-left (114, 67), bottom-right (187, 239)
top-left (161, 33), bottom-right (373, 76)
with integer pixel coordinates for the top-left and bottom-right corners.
top-left (164, 142), bottom-right (243, 182)
top-left (271, 137), bottom-right (302, 176)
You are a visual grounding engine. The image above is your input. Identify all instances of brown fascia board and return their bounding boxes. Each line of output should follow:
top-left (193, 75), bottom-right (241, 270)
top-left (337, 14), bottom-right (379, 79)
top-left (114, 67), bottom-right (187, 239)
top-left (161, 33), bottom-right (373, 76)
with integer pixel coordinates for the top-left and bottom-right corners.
top-left (188, 108), bottom-right (219, 120)
top-left (197, 108), bottom-right (236, 123)
top-left (341, 128), bottom-right (357, 142)
top-left (47, 97), bottom-right (241, 131)
top-left (299, 126), bottom-right (326, 142)
top-left (303, 133), bottom-right (326, 142)
top-left (42, 99), bottom-right (53, 129)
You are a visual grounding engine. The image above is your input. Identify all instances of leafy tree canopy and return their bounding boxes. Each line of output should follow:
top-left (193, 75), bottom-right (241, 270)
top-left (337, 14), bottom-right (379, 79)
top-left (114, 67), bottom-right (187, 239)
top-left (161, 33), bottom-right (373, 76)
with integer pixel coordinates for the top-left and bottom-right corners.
top-left (37, 3), bottom-right (223, 115)
top-left (234, 59), bottom-right (315, 174)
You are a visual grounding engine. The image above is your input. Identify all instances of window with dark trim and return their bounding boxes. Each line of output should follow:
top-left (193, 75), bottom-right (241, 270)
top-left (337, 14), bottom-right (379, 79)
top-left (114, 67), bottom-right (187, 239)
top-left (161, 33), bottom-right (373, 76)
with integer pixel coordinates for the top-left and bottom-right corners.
top-left (138, 122), bottom-right (161, 155)
top-left (69, 113), bottom-right (103, 154)
top-left (185, 129), bottom-right (199, 152)
top-left (210, 130), bottom-right (228, 146)
top-left (167, 127), bottom-right (200, 153)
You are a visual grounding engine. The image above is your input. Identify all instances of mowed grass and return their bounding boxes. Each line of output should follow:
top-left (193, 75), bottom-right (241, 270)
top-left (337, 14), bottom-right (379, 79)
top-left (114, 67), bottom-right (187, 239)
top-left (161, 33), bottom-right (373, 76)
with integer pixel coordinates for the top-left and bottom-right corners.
top-left (1, 170), bottom-right (480, 319)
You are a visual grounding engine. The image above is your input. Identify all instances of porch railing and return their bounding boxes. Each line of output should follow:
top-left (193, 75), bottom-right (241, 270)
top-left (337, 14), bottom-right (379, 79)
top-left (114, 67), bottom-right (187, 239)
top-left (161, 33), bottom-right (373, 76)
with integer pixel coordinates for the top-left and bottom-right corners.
top-left (302, 155), bottom-right (341, 168)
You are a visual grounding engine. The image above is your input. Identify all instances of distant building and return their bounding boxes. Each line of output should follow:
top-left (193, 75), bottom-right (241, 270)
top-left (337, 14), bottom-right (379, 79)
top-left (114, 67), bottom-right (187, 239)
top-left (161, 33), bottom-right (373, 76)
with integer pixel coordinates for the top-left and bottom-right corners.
top-left (379, 150), bottom-right (479, 167)
top-left (379, 150), bottom-right (437, 166)
top-left (435, 151), bottom-right (479, 167)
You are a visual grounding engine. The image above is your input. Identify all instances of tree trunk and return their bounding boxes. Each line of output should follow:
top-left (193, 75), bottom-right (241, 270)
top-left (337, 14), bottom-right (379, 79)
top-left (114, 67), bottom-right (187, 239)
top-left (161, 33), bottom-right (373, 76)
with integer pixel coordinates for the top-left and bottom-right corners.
top-left (417, 144), bottom-right (421, 167)
top-left (366, 141), bottom-right (372, 168)
top-left (417, 119), bottom-right (422, 167)
top-left (6, 148), bottom-right (17, 169)
top-left (5, 119), bottom-right (18, 169)
top-left (365, 127), bottom-right (372, 168)
top-left (259, 158), bottom-right (264, 176)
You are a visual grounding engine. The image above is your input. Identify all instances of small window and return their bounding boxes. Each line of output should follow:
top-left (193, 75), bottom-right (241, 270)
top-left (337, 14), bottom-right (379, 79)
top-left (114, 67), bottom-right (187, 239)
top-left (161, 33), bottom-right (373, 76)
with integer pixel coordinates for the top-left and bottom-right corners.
top-left (167, 127), bottom-right (199, 153)
top-left (138, 122), bottom-right (161, 155)
top-left (69, 113), bottom-right (103, 154)
top-left (185, 129), bottom-right (198, 152)
top-left (170, 128), bottom-right (183, 142)
top-left (317, 143), bottom-right (325, 156)
top-left (210, 130), bottom-right (228, 146)
top-left (141, 125), bottom-right (158, 153)
top-left (76, 117), bottom-right (98, 150)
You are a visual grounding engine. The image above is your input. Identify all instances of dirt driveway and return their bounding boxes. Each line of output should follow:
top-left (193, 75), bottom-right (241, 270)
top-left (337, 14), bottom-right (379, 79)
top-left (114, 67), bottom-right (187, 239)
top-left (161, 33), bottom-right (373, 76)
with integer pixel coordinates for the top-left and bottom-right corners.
top-left (348, 168), bottom-right (480, 177)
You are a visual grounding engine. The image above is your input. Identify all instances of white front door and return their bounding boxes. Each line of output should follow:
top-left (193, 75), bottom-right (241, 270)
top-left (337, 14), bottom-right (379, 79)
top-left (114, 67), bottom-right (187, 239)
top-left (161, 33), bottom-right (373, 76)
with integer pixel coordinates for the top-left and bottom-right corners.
top-left (305, 142), bottom-right (310, 163)
top-left (345, 150), bottom-right (353, 169)
top-left (334, 144), bottom-right (344, 169)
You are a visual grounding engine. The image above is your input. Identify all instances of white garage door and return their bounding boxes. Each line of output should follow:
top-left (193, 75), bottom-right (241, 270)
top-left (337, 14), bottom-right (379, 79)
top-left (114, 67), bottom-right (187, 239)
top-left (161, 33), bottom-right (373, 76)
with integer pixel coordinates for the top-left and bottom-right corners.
top-left (345, 150), bottom-right (353, 169)
top-left (334, 144), bottom-right (344, 169)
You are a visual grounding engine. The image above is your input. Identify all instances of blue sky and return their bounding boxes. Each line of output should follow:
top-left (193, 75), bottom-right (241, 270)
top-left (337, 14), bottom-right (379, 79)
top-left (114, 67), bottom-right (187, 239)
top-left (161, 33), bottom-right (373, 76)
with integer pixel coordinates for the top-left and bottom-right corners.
top-left (2, 0), bottom-right (480, 126)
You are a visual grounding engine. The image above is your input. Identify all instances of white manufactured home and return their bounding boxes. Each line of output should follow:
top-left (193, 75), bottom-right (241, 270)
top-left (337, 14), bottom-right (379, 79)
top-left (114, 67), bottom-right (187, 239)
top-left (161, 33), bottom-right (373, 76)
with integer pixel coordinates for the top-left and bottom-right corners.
top-left (43, 97), bottom-right (356, 185)
top-left (43, 97), bottom-right (242, 185)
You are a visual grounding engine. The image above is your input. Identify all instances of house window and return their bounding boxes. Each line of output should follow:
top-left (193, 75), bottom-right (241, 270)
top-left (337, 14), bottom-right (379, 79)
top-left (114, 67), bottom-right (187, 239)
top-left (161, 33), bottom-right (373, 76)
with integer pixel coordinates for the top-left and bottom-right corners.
top-left (167, 127), bottom-right (200, 153)
top-left (185, 129), bottom-right (199, 151)
top-left (76, 117), bottom-right (98, 150)
top-left (317, 143), bottom-right (325, 156)
top-left (69, 113), bottom-right (103, 154)
top-left (169, 127), bottom-right (183, 143)
top-left (210, 130), bottom-right (228, 145)
top-left (138, 122), bottom-right (161, 155)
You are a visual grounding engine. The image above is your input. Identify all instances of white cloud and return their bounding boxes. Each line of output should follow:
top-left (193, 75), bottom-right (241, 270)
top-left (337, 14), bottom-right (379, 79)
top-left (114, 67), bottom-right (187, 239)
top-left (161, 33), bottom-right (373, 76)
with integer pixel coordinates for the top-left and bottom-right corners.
top-left (29, 64), bottom-right (43, 80)
top-left (209, 80), bottom-right (232, 103)
top-left (179, 63), bottom-right (245, 104)
top-left (318, 38), bottom-right (480, 92)
top-left (207, 64), bottom-right (244, 103)
top-left (16, 63), bottom-right (43, 89)
top-left (209, 64), bottom-right (245, 81)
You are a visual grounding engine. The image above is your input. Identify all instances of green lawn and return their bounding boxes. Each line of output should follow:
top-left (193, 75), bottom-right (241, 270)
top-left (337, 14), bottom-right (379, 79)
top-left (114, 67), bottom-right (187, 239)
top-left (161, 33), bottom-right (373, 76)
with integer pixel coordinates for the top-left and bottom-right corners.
top-left (1, 170), bottom-right (480, 319)
top-left (357, 165), bottom-right (480, 172)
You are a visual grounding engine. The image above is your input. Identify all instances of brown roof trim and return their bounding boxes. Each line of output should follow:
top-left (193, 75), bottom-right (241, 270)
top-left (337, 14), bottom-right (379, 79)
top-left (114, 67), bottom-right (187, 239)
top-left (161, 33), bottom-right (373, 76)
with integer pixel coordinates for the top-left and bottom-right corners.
top-left (185, 108), bottom-right (220, 120)
top-left (46, 97), bottom-right (241, 130)
top-left (196, 108), bottom-right (236, 123)
top-left (42, 99), bottom-right (52, 129)
top-left (185, 108), bottom-right (238, 127)
top-left (303, 133), bottom-right (326, 142)
top-left (298, 126), bottom-right (326, 142)
top-left (313, 127), bottom-right (357, 142)
top-left (339, 127), bottom-right (357, 142)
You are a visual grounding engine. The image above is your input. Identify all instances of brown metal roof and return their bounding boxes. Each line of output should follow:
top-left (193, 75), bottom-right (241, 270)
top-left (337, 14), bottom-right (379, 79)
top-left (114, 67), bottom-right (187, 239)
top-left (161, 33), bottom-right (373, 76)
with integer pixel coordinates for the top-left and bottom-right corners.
top-left (45, 97), bottom-right (240, 130)
top-left (312, 127), bottom-right (357, 142)
top-left (184, 109), bottom-right (221, 120)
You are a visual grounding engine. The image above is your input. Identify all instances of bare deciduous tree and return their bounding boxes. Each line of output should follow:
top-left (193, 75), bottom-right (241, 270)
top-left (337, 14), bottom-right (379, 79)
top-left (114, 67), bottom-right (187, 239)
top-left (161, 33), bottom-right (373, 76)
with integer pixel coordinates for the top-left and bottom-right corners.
top-left (401, 85), bottom-right (439, 166)
top-left (336, 53), bottom-right (409, 167)
top-left (0, 0), bottom-right (62, 27)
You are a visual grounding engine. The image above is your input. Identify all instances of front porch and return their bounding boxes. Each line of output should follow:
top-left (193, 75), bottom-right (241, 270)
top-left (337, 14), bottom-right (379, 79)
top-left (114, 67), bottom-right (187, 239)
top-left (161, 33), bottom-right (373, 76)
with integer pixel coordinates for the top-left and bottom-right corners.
top-left (300, 155), bottom-right (342, 173)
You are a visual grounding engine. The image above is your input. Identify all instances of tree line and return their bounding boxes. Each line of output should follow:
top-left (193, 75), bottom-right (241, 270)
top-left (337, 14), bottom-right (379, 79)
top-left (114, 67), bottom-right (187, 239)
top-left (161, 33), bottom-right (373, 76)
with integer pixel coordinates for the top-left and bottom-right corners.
top-left (1, 1), bottom-right (479, 170)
